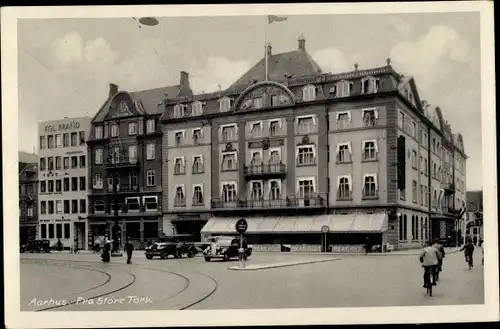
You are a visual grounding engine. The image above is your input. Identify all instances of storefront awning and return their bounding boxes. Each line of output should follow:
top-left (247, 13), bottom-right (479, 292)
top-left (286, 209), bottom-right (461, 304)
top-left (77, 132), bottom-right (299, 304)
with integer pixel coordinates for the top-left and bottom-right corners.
top-left (349, 213), bottom-right (388, 232)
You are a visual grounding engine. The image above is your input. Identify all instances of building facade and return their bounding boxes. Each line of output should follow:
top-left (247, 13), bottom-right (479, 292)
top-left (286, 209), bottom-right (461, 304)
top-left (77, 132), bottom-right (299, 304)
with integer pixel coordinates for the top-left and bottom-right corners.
top-left (466, 190), bottom-right (483, 243)
top-left (19, 152), bottom-right (38, 245)
top-left (86, 73), bottom-right (192, 248)
top-left (37, 117), bottom-right (91, 249)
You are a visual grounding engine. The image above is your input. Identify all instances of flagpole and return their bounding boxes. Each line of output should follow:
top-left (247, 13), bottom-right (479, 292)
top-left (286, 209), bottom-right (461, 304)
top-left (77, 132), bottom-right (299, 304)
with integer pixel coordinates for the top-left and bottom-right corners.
top-left (265, 16), bottom-right (268, 82)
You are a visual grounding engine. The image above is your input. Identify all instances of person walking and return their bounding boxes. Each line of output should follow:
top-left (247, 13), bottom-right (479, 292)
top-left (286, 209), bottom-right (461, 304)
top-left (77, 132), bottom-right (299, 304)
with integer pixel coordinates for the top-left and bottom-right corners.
top-left (432, 239), bottom-right (445, 278)
top-left (175, 241), bottom-right (183, 258)
top-left (460, 238), bottom-right (475, 269)
top-left (57, 239), bottom-right (62, 252)
top-left (102, 239), bottom-right (111, 263)
top-left (125, 238), bottom-right (134, 264)
top-left (419, 241), bottom-right (440, 288)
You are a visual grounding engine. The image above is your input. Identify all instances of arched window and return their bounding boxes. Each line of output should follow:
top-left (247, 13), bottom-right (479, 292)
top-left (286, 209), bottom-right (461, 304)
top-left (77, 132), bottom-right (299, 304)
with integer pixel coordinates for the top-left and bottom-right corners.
top-left (302, 85), bottom-right (317, 102)
top-left (403, 214), bottom-right (408, 241)
top-left (335, 80), bottom-right (354, 98)
top-left (399, 214), bottom-right (403, 241)
top-left (361, 76), bottom-right (380, 94)
top-left (269, 180), bottom-right (281, 200)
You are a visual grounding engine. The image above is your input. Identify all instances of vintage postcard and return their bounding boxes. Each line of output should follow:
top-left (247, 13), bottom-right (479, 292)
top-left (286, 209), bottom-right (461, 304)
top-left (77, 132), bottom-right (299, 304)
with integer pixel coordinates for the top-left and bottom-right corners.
top-left (2, 2), bottom-right (498, 328)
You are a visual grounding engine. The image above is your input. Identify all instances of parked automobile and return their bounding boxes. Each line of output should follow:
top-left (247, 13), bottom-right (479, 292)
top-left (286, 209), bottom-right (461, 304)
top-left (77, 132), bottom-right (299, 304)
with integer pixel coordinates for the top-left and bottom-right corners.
top-left (203, 237), bottom-right (252, 262)
top-left (144, 234), bottom-right (197, 260)
top-left (20, 239), bottom-right (50, 253)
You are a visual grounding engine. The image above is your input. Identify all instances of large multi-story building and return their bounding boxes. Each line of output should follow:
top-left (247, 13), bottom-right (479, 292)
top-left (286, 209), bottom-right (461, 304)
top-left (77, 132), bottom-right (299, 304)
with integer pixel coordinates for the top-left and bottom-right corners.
top-left (37, 117), bottom-right (91, 249)
top-left (86, 72), bottom-right (192, 247)
top-left (19, 151), bottom-right (38, 245)
top-left (158, 36), bottom-right (467, 251)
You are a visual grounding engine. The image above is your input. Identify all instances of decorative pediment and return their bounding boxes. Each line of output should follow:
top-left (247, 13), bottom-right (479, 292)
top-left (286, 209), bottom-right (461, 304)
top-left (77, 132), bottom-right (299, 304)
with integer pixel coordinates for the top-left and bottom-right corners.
top-left (102, 92), bottom-right (140, 120)
top-left (233, 81), bottom-right (295, 111)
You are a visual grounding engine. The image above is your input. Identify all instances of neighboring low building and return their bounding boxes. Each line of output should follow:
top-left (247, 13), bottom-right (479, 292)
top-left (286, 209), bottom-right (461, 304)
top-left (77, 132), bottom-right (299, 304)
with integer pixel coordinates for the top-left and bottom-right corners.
top-left (466, 190), bottom-right (483, 243)
top-left (19, 151), bottom-right (38, 245)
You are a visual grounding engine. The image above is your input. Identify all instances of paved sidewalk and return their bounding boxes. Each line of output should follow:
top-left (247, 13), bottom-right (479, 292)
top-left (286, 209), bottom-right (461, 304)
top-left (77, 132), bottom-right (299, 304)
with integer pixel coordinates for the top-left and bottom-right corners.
top-left (228, 257), bottom-right (341, 271)
top-left (255, 247), bottom-right (461, 257)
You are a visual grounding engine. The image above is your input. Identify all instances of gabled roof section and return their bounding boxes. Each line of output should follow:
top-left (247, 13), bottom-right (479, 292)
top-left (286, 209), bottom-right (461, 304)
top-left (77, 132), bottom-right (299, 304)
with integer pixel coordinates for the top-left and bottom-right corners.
top-left (228, 49), bottom-right (322, 90)
top-left (397, 75), bottom-right (423, 112)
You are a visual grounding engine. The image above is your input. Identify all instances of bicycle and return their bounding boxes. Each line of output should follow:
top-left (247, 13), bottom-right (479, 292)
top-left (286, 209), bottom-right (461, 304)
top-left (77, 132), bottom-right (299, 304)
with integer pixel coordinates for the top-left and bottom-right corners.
top-left (423, 266), bottom-right (434, 297)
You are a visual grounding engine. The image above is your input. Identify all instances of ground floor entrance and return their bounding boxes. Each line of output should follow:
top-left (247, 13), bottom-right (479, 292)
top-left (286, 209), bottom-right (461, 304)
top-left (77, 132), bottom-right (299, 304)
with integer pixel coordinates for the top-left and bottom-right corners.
top-left (20, 225), bottom-right (37, 245)
top-left (431, 217), bottom-right (456, 242)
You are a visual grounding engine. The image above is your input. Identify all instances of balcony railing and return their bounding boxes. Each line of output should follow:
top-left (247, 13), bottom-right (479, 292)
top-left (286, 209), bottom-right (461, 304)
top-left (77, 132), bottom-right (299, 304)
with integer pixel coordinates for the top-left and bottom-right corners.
top-left (91, 203), bottom-right (158, 215)
top-left (211, 194), bottom-right (326, 209)
top-left (244, 163), bottom-right (287, 178)
top-left (444, 183), bottom-right (456, 195)
top-left (105, 159), bottom-right (140, 169)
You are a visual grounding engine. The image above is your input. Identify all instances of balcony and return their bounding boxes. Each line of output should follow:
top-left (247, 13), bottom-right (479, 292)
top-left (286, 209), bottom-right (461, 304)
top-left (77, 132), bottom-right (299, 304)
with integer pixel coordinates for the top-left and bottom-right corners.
top-left (105, 159), bottom-right (140, 170)
top-left (444, 183), bottom-right (456, 195)
top-left (244, 163), bottom-right (287, 179)
top-left (211, 194), bottom-right (326, 210)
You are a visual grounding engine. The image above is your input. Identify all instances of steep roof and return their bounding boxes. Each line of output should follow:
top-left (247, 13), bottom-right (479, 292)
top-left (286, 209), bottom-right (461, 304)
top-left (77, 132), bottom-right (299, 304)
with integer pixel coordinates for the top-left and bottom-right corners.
top-left (229, 49), bottom-right (322, 90)
top-left (129, 85), bottom-right (181, 115)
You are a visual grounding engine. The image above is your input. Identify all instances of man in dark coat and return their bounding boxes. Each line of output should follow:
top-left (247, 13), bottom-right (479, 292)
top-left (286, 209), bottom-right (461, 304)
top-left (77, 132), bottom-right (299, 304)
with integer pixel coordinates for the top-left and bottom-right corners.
top-left (57, 239), bottom-right (62, 252)
top-left (125, 238), bottom-right (134, 264)
top-left (102, 239), bottom-right (111, 263)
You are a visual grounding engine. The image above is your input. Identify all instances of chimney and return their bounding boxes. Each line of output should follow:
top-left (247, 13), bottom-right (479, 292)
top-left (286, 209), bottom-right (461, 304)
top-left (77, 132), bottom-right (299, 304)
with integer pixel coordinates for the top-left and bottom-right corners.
top-left (354, 63), bottom-right (359, 71)
top-left (266, 42), bottom-right (272, 56)
top-left (298, 34), bottom-right (306, 51)
top-left (180, 71), bottom-right (190, 90)
top-left (109, 83), bottom-right (118, 98)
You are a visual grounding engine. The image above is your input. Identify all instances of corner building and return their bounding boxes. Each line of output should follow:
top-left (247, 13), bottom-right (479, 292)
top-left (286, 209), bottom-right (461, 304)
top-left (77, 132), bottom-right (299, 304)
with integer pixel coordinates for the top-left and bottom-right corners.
top-left (86, 73), bottom-right (191, 247)
top-left (19, 152), bottom-right (39, 244)
top-left (160, 36), bottom-right (467, 251)
top-left (37, 117), bottom-right (91, 249)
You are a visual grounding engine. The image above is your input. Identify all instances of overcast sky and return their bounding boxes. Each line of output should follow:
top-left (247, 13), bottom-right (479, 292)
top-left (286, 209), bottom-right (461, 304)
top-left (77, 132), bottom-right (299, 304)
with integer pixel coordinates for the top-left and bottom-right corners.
top-left (17, 12), bottom-right (482, 189)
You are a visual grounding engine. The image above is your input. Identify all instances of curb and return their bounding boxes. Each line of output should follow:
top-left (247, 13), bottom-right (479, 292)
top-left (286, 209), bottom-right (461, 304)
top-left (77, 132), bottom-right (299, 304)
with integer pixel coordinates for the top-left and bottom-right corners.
top-left (228, 257), bottom-right (341, 271)
top-left (254, 248), bottom-right (461, 257)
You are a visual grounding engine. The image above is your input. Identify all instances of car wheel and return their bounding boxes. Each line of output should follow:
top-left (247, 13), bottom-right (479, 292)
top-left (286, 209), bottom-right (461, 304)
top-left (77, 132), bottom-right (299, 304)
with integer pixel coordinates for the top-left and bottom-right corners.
top-left (223, 254), bottom-right (229, 262)
top-left (204, 257), bottom-right (211, 262)
top-left (146, 255), bottom-right (153, 260)
top-left (160, 252), bottom-right (167, 259)
top-left (187, 251), bottom-right (195, 258)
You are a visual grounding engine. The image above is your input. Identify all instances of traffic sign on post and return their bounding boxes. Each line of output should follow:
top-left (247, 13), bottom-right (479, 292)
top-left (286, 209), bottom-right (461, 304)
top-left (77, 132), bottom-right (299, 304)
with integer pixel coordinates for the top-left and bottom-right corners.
top-left (235, 218), bottom-right (248, 234)
top-left (235, 219), bottom-right (248, 268)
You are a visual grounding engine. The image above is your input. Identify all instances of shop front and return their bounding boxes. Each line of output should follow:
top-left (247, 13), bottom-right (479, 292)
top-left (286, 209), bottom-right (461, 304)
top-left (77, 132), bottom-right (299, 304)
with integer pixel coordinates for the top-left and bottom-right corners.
top-left (201, 213), bottom-right (389, 253)
top-left (20, 223), bottom-right (37, 245)
top-left (430, 215), bottom-right (456, 242)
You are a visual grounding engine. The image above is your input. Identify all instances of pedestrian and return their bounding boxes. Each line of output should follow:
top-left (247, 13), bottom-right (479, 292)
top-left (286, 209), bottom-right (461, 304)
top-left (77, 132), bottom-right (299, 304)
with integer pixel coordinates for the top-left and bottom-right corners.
top-left (125, 238), bottom-right (134, 264)
top-left (101, 239), bottom-right (111, 263)
top-left (460, 238), bottom-right (475, 269)
top-left (176, 241), bottom-right (183, 258)
top-left (57, 239), bottom-right (62, 252)
top-left (419, 241), bottom-right (440, 288)
top-left (432, 239), bottom-right (445, 279)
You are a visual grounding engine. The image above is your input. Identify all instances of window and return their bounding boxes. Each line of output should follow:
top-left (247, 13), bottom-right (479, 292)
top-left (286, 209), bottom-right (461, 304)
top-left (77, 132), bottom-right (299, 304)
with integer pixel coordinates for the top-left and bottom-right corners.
top-left (398, 111), bottom-right (404, 129)
top-left (47, 135), bottom-right (54, 149)
top-left (411, 216), bottom-right (416, 241)
top-left (412, 122), bottom-right (417, 139)
top-left (361, 77), bottom-right (380, 94)
top-left (71, 200), bottom-right (78, 214)
top-left (95, 126), bottom-right (103, 139)
top-left (63, 199), bottom-right (70, 214)
top-left (174, 131), bottom-right (184, 146)
top-left (250, 151), bottom-right (262, 166)
top-left (193, 185), bottom-right (204, 205)
top-left (363, 140), bottom-right (377, 161)
top-left (250, 181), bottom-right (263, 200)
top-left (363, 175), bottom-right (377, 198)
top-left (420, 184), bottom-right (424, 205)
top-left (146, 170), bottom-right (155, 187)
top-left (79, 131), bottom-right (86, 145)
top-left (93, 174), bottom-right (103, 189)
top-left (192, 101), bottom-right (204, 116)
top-left (362, 109), bottom-right (377, 127)
top-left (221, 182), bottom-right (237, 202)
top-left (335, 80), bottom-right (354, 98)
top-left (433, 189), bottom-right (437, 208)
top-left (128, 145), bottom-right (137, 163)
top-left (336, 112), bottom-right (350, 129)
top-left (297, 146), bottom-right (316, 165)
top-left (400, 188), bottom-right (406, 200)
top-left (144, 196), bottom-right (158, 211)
top-left (221, 152), bottom-right (237, 171)
top-left (173, 104), bottom-right (185, 118)
top-left (269, 120), bottom-right (281, 137)
top-left (111, 124), bottom-right (119, 137)
top-left (40, 181), bottom-right (46, 193)
top-left (56, 179), bottom-right (62, 192)
top-left (412, 180), bottom-right (418, 203)
top-left (269, 148), bottom-right (281, 164)
top-left (71, 156), bottom-right (78, 169)
top-left (56, 200), bottom-right (62, 214)
top-left (56, 224), bottom-right (62, 239)
top-left (424, 158), bottom-right (428, 176)
top-left (337, 143), bottom-right (351, 163)
top-left (48, 201), bottom-right (54, 214)
top-left (423, 132), bottom-right (428, 147)
top-left (192, 155), bottom-right (204, 173)
top-left (39, 136), bottom-right (46, 150)
top-left (221, 125), bottom-right (236, 142)
top-left (80, 199), bottom-right (86, 213)
top-left (193, 128), bottom-right (203, 144)
top-left (412, 150), bottom-right (417, 169)
top-left (146, 143), bottom-right (155, 160)
top-left (70, 177), bottom-right (77, 191)
top-left (56, 134), bottom-right (62, 148)
top-left (126, 197), bottom-right (140, 212)
top-left (297, 116), bottom-right (316, 134)
top-left (432, 138), bottom-right (436, 152)
top-left (79, 155), bottom-right (86, 168)
top-left (64, 223), bottom-right (70, 239)
top-left (146, 119), bottom-right (156, 133)
top-left (250, 122), bottom-right (262, 138)
top-left (94, 200), bottom-right (105, 213)
top-left (253, 97), bottom-right (263, 109)
top-left (269, 180), bottom-right (281, 200)
top-left (298, 178), bottom-right (315, 199)
top-left (270, 95), bottom-right (279, 106)
top-left (128, 172), bottom-right (138, 188)
top-left (27, 205), bottom-right (33, 217)
top-left (47, 223), bottom-right (54, 238)
top-left (127, 122), bottom-right (137, 136)
top-left (48, 157), bottom-right (54, 171)
top-left (62, 178), bottom-right (69, 192)
top-left (71, 132), bottom-right (77, 146)
top-left (40, 158), bottom-right (46, 171)
top-left (174, 185), bottom-right (186, 206)
top-left (40, 224), bottom-right (47, 238)
top-left (174, 157), bottom-right (186, 174)
top-left (56, 156), bottom-right (62, 170)
top-left (79, 177), bottom-right (86, 191)
top-left (40, 201), bottom-right (46, 214)
top-left (219, 97), bottom-right (232, 112)
top-left (95, 149), bottom-right (103, 164)
top-left (423, 186), bottom-right (428, 206)
top-left (433, 162), bottom-right (437, 179)
top-left (302, 85), bottom-right (317, 101)
top-left (48, 180), bottom-right (54, 193)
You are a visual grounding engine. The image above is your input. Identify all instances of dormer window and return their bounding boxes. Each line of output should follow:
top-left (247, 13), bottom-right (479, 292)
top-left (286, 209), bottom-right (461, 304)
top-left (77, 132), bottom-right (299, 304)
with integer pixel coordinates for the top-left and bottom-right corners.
top-left (219, 97), bottom-right (232, 112)
top-left (146, 119), bottom-right (155, 133)
top-left (302, 85), bottom-right (317, 102)
top-left (95, 126), bottom-right (104, 139)
top-left (118, 101), bottom-right (129, 114)
top-left (334, 80), bottom-right (354, 98)
top-left (361, 76), bottom-right (380, 94)
top-left (111, 123), bottom-right (119, 137)
top-left (173, 104), bottom-right (185, 118)
top-left (253, 97), bottom-right (263, 109)
top-left (192, 101), bottom-right (204, 116)
top-left (270, 95), bottom-right (279, 107)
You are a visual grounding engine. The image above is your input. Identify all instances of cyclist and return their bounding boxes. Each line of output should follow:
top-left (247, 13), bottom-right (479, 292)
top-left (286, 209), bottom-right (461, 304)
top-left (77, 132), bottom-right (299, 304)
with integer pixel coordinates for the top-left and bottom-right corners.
top-left (419, 241), bottom-right (440, 288)
top-left (432, 239), bottom-right (445, 279)
top-left (460, 238), bottom-right (475, 269)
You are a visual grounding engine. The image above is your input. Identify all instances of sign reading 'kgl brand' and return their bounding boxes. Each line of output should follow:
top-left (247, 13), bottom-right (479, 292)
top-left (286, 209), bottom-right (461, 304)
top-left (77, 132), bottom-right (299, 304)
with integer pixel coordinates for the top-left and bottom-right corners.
top-left (44, 121), bottom-right (81, 133)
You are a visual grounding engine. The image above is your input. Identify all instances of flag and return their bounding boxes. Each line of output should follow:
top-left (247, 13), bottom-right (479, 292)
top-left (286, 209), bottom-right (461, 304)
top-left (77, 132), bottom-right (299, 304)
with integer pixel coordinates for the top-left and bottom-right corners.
top-left (268, 15), bottom-right (288, 24)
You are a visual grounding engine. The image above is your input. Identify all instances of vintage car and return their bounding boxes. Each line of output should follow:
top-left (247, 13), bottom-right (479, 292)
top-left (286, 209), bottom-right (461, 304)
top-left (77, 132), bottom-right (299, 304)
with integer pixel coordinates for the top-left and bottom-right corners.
top-left (144, 234), bottom-right (197, 260)
top-left (203, 237), bottom-right (252, 262)
top-left (20, 239), bottom-right (50, 253)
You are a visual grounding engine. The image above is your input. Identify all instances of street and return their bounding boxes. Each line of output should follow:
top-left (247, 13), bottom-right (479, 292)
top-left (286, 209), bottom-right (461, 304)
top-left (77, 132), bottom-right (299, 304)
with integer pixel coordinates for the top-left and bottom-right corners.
top-left (20, 249), bottom-right (484, 311)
